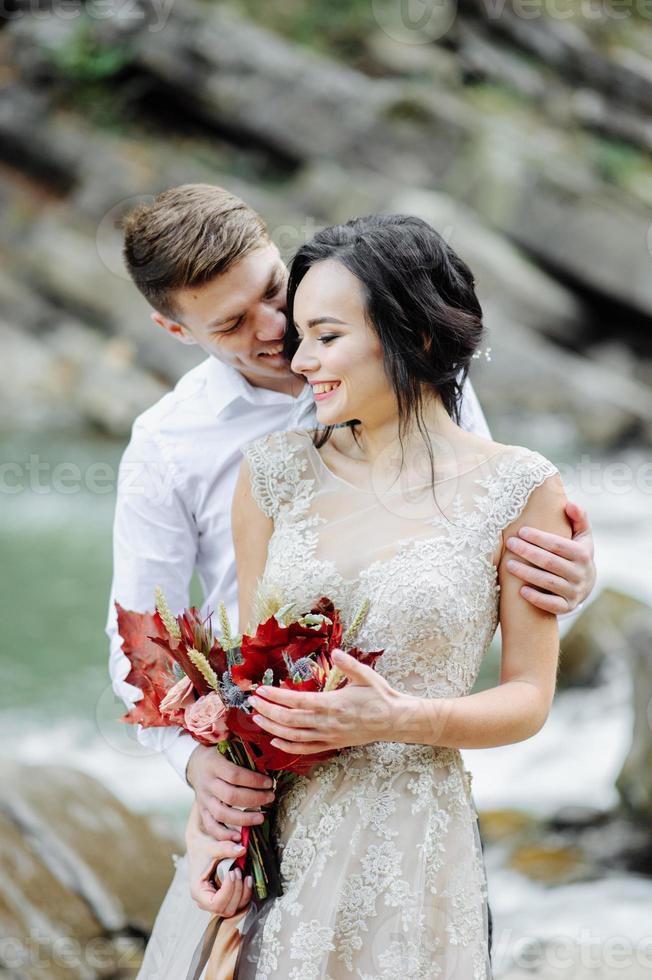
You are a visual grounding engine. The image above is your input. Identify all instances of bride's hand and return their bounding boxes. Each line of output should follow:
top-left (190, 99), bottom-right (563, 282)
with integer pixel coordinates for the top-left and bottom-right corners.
top-left (186, 802), bottom-right (253, 915)
top-left (248, 650), bottom-right (407, 753)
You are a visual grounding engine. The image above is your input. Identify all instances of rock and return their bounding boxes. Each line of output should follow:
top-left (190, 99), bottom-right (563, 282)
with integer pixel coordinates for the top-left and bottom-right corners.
top-left (473, 315), bottom-right (652, 450)
top-left (616, 604), bottom-right (652, 823)
top-left (458, 0), bottom-right (652, 113)
top-left (0, 765), bottom-right (178, 978)
top-left (11, 213), bottom-right (202, 385)
top-left (294, 164), bottom-right (588, 340)
top-left (478, 808), bottom-right (538, 843)
top-left (63, 1), bottom-right (473, 186)
top-left (0, 262), bottom-right (55, 336)
top-left (1, 764), bottom-right (180, 936)
top-left (364, 29), bottom-right (462, 84)
top-left (558, 590), bottom-right (651, 689)
top-left (0, 320), bottom-right (85, 433)
top-left (454, 135), bottom-right (652, 322)
top-left (570, 87), bottom-right (652, 159)
top-left (555, 812), bottom-right (652, 875)
top-left (549, 806), bottom-right (609, 831)
top-left (507, 841), bottom-right (588, 884)
top-left (0, 315), bottom-right (172, 437)
top-left (0, 84), bottom-right (78, 192)
top-left (390, 187), bottom-right (588, 341)
top-left (455, 20), bottom-right (549, 100)
top-left (0, 811), bottom-right (115, 980)
top-left (46, 321), bottom-right (170, 437)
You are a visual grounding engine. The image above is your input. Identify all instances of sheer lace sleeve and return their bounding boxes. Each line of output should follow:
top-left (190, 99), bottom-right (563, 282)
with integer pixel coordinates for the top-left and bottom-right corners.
top-left (481, 447), bottom-right (559, 535)
top-left (242, 430), bottom-right (315, 521)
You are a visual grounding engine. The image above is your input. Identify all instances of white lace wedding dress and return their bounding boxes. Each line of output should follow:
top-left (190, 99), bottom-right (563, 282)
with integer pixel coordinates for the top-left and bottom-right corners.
top-left (137, 427), bottom-right (558, 980)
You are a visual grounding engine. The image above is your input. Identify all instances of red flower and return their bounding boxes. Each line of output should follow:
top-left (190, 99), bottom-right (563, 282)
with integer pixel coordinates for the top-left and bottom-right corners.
top-left (225, 705), bottom-right (334, 775)
top-left (232, 598), bottom-right (343, 692)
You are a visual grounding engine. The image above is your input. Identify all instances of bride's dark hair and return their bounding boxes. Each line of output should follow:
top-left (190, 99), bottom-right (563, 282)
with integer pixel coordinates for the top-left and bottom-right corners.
top-left (283, 213), bottom-right (484, 477)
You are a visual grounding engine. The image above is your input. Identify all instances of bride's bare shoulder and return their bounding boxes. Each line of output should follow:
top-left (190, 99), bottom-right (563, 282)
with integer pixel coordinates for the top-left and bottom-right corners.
top-left (454, 429), bottom-right (515, 462)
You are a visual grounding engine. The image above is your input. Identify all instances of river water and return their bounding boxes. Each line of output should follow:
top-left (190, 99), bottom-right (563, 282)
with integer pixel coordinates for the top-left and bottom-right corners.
top-left (2, 433), bottom-right (651, 977)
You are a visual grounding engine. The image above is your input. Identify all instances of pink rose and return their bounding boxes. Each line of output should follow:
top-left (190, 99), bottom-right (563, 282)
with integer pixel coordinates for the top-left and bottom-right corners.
top-left (160, 676), bottom-right (195, 722)
top-left (184, 692), bottom-right (229, 745)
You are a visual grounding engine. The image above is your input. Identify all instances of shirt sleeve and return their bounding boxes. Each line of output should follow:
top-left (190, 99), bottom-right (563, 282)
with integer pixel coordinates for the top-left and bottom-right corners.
top-left (105, 419), bottom-right (198, 784)
top-left (459, 378), bottom-right (492, 439)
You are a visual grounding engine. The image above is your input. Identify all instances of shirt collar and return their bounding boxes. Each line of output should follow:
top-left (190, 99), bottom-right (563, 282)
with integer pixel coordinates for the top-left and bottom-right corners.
top-left (205, 356), bottom-right (311, 420)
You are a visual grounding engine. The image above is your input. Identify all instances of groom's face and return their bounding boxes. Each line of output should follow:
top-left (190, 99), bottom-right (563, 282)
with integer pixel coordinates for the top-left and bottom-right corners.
top-left (153, 242), bottom-right (298, 389)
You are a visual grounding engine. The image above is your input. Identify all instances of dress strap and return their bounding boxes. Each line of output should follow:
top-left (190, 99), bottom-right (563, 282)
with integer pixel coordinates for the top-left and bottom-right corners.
top-left (477, 448), bottom-right (559, 535)
top-left (242, 430), bottom-right (315, 521)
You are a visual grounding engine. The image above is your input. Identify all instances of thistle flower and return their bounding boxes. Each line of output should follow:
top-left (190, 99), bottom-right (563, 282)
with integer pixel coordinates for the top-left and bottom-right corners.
top-left (283, 652), bottom-right (316, 683)
top-left (220, 671), bottom-right (250, 708)
top-left (187, 648), bottom-right (219, 691)
top-left (155, 585), bottom-right (181, 641)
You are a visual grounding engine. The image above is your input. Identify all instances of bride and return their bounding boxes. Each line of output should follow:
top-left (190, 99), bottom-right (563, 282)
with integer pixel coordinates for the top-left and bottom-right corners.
top-left (176, 213), bottom-right (569, 978)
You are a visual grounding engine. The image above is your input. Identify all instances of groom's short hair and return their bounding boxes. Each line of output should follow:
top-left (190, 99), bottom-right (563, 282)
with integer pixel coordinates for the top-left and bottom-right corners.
top-left (122, 184), bottom-right (269, 319)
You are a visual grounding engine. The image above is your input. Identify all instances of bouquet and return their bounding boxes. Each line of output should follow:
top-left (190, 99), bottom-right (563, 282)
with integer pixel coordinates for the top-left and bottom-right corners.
top-left (116, 586), bottom-right (383, 902)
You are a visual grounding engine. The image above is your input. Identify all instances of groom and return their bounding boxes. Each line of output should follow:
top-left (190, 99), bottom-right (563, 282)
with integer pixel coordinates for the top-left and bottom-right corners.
top-left (107, 183), bottom-right (596, 844)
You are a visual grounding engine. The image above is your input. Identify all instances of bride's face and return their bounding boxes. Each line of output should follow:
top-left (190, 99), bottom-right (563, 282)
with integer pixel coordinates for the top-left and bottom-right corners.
top-left (290, 259), bottom-right (397, 427)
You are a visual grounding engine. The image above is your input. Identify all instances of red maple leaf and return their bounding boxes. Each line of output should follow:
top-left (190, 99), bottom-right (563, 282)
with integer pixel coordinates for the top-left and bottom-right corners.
top-left (116, 603), bottom-right (179, 728)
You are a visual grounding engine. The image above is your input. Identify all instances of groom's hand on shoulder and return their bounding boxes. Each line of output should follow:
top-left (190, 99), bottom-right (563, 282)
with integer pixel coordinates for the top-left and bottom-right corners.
top-left (186, 744), bottom-right (275, 842)
top-left (506, 500), bottom-right (596, 615)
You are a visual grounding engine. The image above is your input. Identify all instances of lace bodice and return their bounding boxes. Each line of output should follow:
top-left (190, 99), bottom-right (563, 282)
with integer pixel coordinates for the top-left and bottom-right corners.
top-left (244, 428), bottom-right (557, 703)
top-left (236, 428), bottom-right (558, 980)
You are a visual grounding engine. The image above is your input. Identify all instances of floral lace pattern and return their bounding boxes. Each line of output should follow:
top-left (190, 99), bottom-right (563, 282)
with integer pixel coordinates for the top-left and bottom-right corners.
top-left (241, 429), bottom-right (558, 980)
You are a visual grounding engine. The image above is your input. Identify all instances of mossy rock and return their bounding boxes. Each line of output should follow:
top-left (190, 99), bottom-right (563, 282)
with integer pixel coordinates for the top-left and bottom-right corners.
top-left (507, 842), bottom-right (588, 884)
top-left (478, 808), bottom-right (538, 843)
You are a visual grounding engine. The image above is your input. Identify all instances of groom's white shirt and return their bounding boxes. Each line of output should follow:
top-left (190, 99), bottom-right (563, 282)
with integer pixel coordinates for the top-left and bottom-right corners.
top-left (106, 356), bottom-right (490, 783)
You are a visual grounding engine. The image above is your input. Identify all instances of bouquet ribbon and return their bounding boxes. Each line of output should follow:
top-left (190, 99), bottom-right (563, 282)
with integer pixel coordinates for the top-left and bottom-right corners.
top-left (186, 897), bottom-right (277, 980)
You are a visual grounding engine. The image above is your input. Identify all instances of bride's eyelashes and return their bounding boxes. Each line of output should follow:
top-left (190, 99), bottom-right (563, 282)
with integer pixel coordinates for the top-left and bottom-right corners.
top-left (293, 332), bottom-right (339, 346)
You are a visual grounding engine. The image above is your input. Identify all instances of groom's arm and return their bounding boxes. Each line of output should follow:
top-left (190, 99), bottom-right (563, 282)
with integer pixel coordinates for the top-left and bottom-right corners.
top-left (460, 378), bottom-right (596, 614)
top-left (106, 419), bottom-right (198, 783)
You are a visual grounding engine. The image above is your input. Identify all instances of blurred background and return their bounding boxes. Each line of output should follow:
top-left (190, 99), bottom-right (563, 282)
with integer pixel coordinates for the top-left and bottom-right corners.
top-left (1, 0), bottom-right (652, 977)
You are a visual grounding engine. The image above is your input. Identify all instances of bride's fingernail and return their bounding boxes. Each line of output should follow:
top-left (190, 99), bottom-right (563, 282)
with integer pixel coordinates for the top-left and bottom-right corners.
top-left (245, 876), bottom-right (253, 888)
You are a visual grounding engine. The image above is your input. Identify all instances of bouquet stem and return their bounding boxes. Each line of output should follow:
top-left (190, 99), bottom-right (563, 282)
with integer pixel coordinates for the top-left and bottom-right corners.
top-left (218, 740), bottom-right (284, 902)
